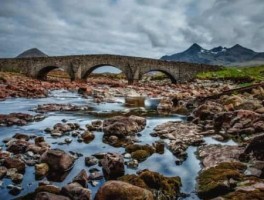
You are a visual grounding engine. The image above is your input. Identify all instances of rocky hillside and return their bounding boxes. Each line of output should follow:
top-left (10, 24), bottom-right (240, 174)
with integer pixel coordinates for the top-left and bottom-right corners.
top-left (16, 48), bottom-right (48, 58)
top-left (161, 43), bottom-right (264, 66)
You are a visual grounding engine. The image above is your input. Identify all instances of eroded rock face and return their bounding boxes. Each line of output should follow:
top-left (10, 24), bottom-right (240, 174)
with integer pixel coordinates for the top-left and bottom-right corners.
top-left (101, 153), bottom-right (125, 180)
top-left (94, 180), bottom-right (154, 200)
top-left (103, 115), bottom-right (146, 137)
top-left (103, 115), bottom-right (146, 147)
top-left (153, 121), bottom-right (204, 160)
top-left (40, 149), bottom-right (75, 172)
top-left (198, 144), bottom-right (244, 169)
top-left (214, 110), bottom-right (264, 139)
top-left (0, 113), bottom-right (44, 126)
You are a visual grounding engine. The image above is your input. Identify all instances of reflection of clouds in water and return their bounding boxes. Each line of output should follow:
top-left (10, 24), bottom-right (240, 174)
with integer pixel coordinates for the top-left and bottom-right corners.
top-left (127, 146), bottom-right (201, 194)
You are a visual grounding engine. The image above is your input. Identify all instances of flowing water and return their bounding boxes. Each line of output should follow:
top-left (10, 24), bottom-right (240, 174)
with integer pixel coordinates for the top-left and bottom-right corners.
top-left (0, 90), bottom-right (236, 200)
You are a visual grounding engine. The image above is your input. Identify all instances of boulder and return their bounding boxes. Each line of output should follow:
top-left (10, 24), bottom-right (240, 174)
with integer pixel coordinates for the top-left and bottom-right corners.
top-left (40, 149), bottom-right (75, 171)
top-left (94, 180), bottom-right (154, 200)
top-left (72, 169), bottom-right (89, 188)
top-left (61, 182), bottom-right (91, 200)
top-left (3, 157), bottom-right (26, 173)
top-left (101, 153), bottom-right (125, 180)
top-left (103, 115), bottom-right (146, 138)
top-left (6, 139), bottom-right (29, 154)
top-left (244, 133), bottom-right (264, 160)
top-left (35, 192), bottom-right (70, 200)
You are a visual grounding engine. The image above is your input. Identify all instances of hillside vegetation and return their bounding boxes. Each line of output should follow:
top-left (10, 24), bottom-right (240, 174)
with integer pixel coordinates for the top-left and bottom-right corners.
top-left (197, 66), bottom-right (264, 82)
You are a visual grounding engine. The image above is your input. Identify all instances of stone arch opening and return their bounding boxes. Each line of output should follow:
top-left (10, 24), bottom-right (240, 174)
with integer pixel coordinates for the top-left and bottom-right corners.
top-left (140, 69), bottom-right (177, 84)
top-left (82, 64), bottom-right (128, 85)
top-left (36, 66), bottom-right (71, 81)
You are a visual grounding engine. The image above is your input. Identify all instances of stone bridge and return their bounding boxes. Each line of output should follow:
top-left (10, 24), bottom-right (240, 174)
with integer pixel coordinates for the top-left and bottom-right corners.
top-left (0, 54), bottom-right (221, 84)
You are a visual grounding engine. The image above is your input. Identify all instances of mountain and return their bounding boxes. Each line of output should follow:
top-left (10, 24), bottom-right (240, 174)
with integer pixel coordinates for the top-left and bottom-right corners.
top-left (161, 44), bottom-right (264, 66)
top-left (16, 48), bottom-right (48, 58)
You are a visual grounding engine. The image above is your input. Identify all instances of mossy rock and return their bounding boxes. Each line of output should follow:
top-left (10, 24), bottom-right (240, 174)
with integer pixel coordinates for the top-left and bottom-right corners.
top-left (139, 170), bottom-right (181, 196)
top-left (118, 174), bottom-right (149, 189)
top-left (118, 170), bottom-right (181, 200)
top-left (197, 162), bottom-right (246, 199)
top-left (131, 150), bottom-right (151, 162)
top-left (125, 144), bottom-right (155, 154)
top-left (223, 189), bottom-right (264, 200)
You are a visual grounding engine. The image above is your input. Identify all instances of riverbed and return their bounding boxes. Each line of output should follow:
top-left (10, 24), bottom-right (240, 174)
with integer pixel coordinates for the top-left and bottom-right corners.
top-left (0, 90), bottom-right (236, 200)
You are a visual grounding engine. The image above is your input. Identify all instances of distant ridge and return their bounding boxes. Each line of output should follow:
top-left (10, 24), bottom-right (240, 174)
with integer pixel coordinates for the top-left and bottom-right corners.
top-left (161, 44), bottom-right (264, 66)
top-left (16, 48), bottom-right (48, 58)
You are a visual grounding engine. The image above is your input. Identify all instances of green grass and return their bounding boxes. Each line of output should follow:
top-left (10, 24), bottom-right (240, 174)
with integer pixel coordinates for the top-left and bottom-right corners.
top-left (197, 66), bottom-right (264, 82)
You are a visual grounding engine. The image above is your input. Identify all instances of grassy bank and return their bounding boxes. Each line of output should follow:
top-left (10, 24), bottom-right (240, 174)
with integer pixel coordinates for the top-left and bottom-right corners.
top-left (197, 66), bottom-right (264, 82)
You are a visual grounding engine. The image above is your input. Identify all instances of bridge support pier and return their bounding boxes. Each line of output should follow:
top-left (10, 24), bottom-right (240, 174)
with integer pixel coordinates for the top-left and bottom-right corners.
top-left (128, 79), bottom-right (139, 85)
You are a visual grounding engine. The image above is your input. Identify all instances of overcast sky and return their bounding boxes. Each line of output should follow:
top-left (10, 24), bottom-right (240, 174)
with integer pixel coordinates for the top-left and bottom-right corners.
top-left (0, 0), bottom-right (264, 58)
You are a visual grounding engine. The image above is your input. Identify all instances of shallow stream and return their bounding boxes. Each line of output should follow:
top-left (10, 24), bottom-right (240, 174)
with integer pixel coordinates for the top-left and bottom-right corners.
top-left (0, 90), bottom-right (236, 199)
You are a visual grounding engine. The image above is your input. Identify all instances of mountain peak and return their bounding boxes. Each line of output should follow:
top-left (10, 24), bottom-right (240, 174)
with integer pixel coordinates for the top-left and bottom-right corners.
top-left (16, 48), bottom-right (48, 58)
top-left (231, 44), bottom-right (244, 49)
top-left (161, 44), bottom-right (262, 66)
top-left (189, 43), bottom-right (202, 49)
top-left (185, 43), bottom-right (203, 53)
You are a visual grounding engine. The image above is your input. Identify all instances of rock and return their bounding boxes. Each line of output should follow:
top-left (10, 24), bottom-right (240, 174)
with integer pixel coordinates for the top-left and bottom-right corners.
top-left (3, 157), bottom-right (26, 173)
top-left (6, 139), bottom-right (29, 154)
top-left (153, 141), bottom-right (165, 154)
top-left (94, 180), bottom-right (154, 200)
top-left (103, 115), bottom-right (146, 138)
top-left (198, 145), bottom-right (244, 169)
top-left (35, 192), bottom-right (70, 200)
top-left (35, 104), bottom-right (91, 113)
top-left (89, 171), bottom-right (104, 180)
top-left (101, 153), bottom-right (125, 180)
top-left (64, 138), bottom-right (72, 144)
top-left (72, 169), bottom-right (89, 188)
top-left (7, 184), bottom-right (22, 195)
top-left (13, 133), bottom-right (30, 141)
top-left (125, 159), bottom-right (139, 169)
top-left (86, 120), bottom-right (103, 131)
top-left (244, 133), bottom-right (264, 160)
top-left (36, 184), bottom-right (61, 194)
top-left (119, 169), bottom-right (182, 200)
top-left (61, 182), bottom-right (91, 200)
top-left (197, 162), bottom-right (246, 199)
top-left (0, 166), bottom-right (7, 179)
top-left (0, 113), bottom-right (44, 126)
top-left (35, 163), bottom-right (49, 178)
top-left (193, 102), bottom-right (224, 121)
top-left (157, 98), bottom-right (173, 111)
top-left (153, 121), bottom-right (204, 160)
top-left (85, 156), bottom-right (98, 167)
top-left (10, 173), bottom-right (23, 183)
top-left (40, 149), bottom-right (75, 171)
top-left (131, 150), bottom-right (151, 162)
top-left (81, 131), bottom-right (95, 143)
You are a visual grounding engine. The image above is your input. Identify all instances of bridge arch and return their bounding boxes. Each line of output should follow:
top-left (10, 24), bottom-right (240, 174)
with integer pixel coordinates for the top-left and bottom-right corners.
top-left (36, 65), bottom-right (72, 81)
top-left (81, 64), bottom-right (131, 82)
top-left (140, 69), bottom-right (177, 84)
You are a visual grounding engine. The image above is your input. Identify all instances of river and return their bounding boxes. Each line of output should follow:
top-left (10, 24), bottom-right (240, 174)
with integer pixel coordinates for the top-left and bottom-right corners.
top-left (0, 90), bottom-right (236, 199)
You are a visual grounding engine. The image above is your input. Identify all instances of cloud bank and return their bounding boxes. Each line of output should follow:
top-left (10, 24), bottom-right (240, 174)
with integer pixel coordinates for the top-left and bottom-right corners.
top-left (0, 0), bottom-right (263, 58)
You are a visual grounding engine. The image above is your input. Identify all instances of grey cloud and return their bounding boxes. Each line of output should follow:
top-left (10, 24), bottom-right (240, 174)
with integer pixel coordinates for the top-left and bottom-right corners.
top-left (0, 0), bottom-right (263, 58)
